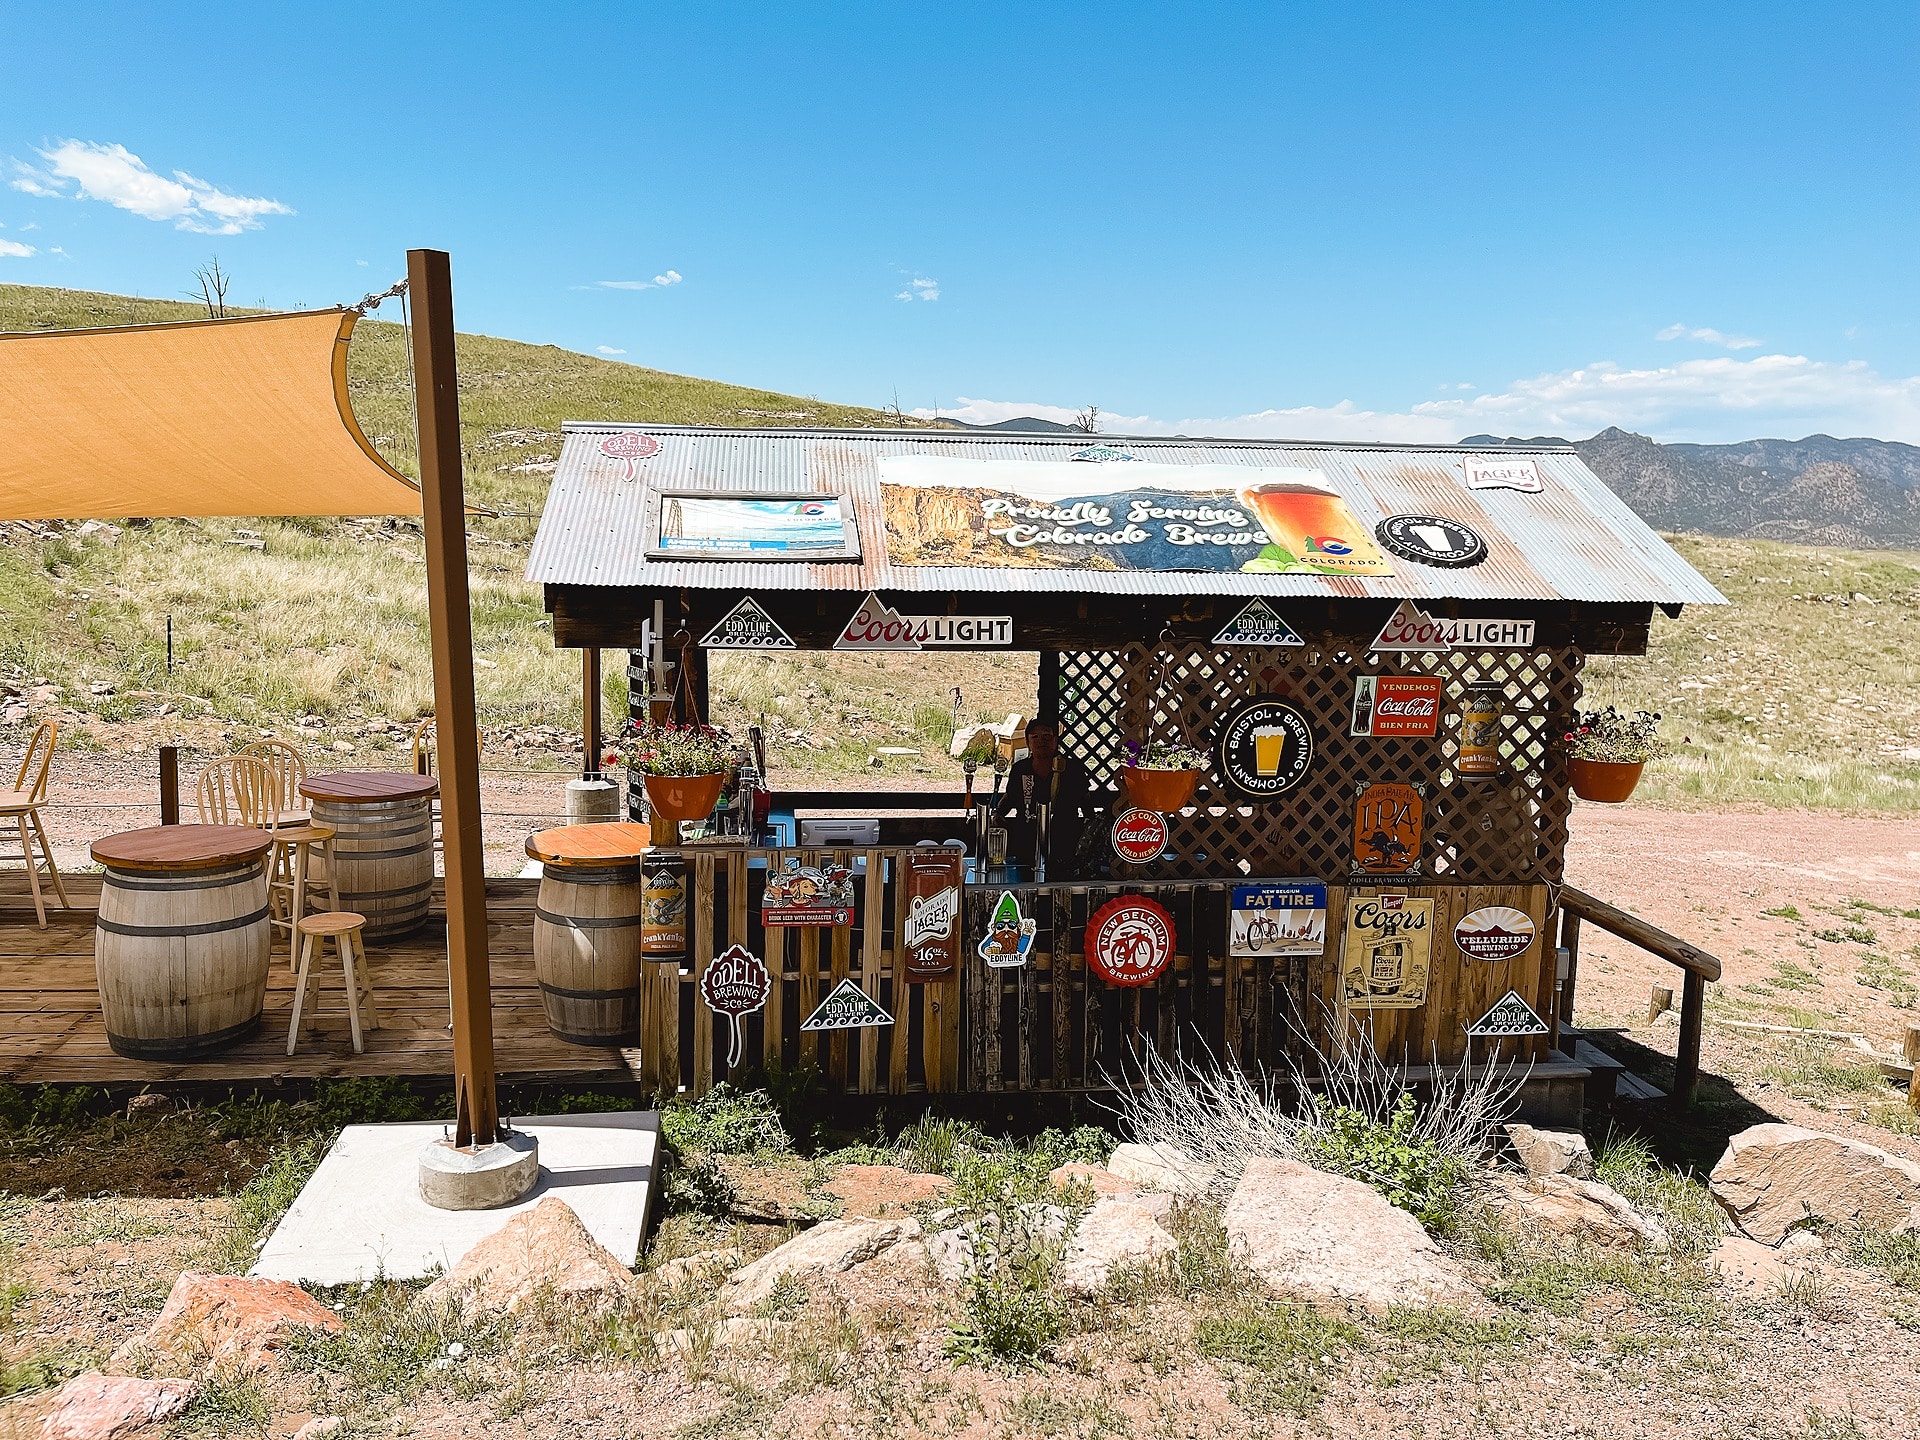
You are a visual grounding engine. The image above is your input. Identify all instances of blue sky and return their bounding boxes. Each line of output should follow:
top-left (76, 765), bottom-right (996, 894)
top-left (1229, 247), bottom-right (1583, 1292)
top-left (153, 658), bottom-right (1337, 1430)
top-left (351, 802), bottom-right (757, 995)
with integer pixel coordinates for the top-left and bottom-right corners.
top-left (3, 3), bottom-right (1917, 443)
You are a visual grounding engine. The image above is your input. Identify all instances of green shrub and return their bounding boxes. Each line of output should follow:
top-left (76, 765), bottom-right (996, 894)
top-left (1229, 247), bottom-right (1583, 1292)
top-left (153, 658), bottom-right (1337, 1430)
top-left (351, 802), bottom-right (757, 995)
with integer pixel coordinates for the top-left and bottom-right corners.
top-left (660, 1084), bottom-right (790, 1156)
top-left (1294, 1093), bottom-right (1465, 1230)
top-left (204, 1137), bottom-right (326, 1272)
top-left (945, 1270), bottom-right (1064, 1368)
top-left (311, 1077), bottom-right (435, 1129)
top-left (663, 1153), bottom-right (736, 1217)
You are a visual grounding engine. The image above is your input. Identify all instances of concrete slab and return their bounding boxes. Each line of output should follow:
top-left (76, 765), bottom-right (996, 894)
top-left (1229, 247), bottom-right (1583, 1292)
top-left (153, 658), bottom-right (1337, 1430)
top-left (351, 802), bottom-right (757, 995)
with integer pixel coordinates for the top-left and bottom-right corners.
top-left (251, 1110), bottom-right (658, 1285)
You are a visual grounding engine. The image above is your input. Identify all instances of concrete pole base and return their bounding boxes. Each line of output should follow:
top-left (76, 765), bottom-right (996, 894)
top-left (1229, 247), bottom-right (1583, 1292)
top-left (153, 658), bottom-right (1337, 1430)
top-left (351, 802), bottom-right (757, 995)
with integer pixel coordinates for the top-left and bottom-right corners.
top-left (418, 1131), bottom-right (541, 1211)
top-left (565, 778), bottom-right (622, 825)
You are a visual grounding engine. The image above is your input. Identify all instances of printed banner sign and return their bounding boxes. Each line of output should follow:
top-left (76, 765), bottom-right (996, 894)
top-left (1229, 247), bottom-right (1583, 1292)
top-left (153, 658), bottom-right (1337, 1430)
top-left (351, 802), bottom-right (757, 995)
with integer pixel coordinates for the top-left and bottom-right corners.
top-left (700, 596), bottom-right (796, 650)
top-left (902, 848), bottom-right (964, 980)
top-left (1370, 601), bottom-right (1536, 653)
top-left (700, 944), bottom-right (771, 1066)
top-left (1213, 598), bottom-right (1306, 647)
top-left (1215, 697), bottom-right (1315, 800)
top-left (1352, 781), bottom-right (1425, 876)
top-left (1375, 515), bottom-right (1488, 569)
top-left (1462, 456), bottom-right (1544, 493)
top-left (1086, 895), bottom-right (1176, 987)
top-left (877, 457), bottom-right (1393, 577)
top-left (1466, 989), bottom-right (1550, 1038)
top-left (1110, 807), bottom-right (1170, 864)
top-left (1230, 882), bottom-right (1327, 958)
top-left (978, 890), bottom-right (1038, 969)
top-left (800, 977), bottom-right (893, 1032)
top-left (762, 857), bottom-right (856, 927)
top-left (834, 592), bottom-right (1013, 650)
top-left (1350, 675), bottom-right (1444, 738)
top-left (1454, 907), bottom-right (1538, 962)
top-left (1340, 893), bottom-right (1434, 1010)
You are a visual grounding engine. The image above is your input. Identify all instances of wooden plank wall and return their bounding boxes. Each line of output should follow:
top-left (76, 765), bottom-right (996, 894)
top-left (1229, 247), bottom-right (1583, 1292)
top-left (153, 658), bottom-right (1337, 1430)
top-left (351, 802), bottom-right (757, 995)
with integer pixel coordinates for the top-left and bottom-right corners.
top-left (637, 847), bottom-right (960, 1098)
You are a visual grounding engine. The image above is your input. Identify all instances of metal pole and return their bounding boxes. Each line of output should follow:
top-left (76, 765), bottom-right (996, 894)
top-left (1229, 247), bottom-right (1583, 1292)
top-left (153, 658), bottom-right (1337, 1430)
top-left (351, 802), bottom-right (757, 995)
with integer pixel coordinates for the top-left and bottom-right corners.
top-left (407, 248), bottom-right (498, 1149)
top-left (582, 648), bottom-right (601, 781)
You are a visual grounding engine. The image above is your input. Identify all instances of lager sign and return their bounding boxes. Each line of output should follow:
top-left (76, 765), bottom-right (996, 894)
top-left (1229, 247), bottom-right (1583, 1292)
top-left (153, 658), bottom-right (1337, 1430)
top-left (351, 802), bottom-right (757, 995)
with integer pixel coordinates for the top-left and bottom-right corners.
top-left (902, 848), bottom-right (964, 980)
top-left (1370, 600), bottom-right (1536, 653)
top-left (1339, 893), bottom-right (1434, 1010)
top-left (1350, 675), bottom-right (1444, 738)
top-left (1462, 455), bottom-right (1544, 493)
top-left (835, 592), bottom-right (1013, 650)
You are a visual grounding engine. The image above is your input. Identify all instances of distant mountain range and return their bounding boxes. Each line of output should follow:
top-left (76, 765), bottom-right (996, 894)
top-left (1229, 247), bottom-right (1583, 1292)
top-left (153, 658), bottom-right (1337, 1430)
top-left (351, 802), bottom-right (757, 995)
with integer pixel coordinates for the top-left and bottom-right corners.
top-left (1462, 428), bottom-right (1920, 550)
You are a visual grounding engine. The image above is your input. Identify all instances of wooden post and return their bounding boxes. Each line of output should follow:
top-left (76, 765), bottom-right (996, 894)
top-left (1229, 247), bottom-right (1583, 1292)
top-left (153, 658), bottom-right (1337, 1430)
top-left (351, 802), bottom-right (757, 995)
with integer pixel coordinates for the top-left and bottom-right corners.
top-left (582, 648), bottom-right (602, 781)
top-left (1647, 984), bottom-right (1674, 1024)
top-left (407, 248), bottom-right (498, 1149)
top-left (1905, 1025), bottom-right (1920, 1113)
top-left (158, 746), bottom-right (179, 825)
top-left (1556, 909), bottom-right (1581, 1057)
top-left (1673, 968), bottom-right (1705, 1108)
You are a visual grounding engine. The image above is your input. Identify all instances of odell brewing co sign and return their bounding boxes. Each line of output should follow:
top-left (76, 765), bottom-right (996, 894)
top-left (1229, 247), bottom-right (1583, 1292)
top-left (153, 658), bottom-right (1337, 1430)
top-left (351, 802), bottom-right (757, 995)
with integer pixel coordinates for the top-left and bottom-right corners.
top-left (1339, 893), bottom-right (1434, 1011)
top-left (700, 597), bottom-right (796, 650)
top-left (1215, 697), bottom-right (1315, 800)
top-left (1462, 455), bottom-right (1544, 493)
top-left (1370, 601), bottom-right (1536, 653)
top-left (599, 431), bottom-right (659, 479)
top-left (1454, 906), bottom-right (1538, 962)
top-left (700, 944), bottom-right (771, 1066)
top-left (1085, 895), bottom-right (1176, 987)
top-left (1350, 675), bottom-right (1443, 737)
top-left (835, 593), bottom-right (1013, 650)
top-left (1352, 781), bottom-right (1425, 876)
top-left (1110, 807), bottom-right (1170, 864)
top-left (1213, 598), bottom-right (1305, 647)
top-left (902, 848), bottom-right (964, 979)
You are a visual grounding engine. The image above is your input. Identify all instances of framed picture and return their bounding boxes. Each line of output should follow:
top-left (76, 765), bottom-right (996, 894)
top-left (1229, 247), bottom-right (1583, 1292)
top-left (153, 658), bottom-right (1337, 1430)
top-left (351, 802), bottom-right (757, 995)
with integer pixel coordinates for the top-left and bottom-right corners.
top-left (646, 488), bottom-right (862, 561)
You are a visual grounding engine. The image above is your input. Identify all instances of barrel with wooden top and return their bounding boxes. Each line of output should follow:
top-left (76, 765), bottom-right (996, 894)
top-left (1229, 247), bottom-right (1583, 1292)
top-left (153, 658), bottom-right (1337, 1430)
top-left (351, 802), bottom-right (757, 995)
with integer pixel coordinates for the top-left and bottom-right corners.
top-left (527, 822), bottom-right (651, 1044)
top-left (91, 825), bottom-right (274, 1059)
top-left (300, 772), bottom-right (438, 941)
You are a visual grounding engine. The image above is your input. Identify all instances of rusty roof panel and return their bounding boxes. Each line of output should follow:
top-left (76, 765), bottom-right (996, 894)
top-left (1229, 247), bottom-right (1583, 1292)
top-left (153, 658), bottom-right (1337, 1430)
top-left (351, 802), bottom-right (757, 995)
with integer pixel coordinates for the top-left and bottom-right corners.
top-left (525, 425), bottom-right (1725, 606)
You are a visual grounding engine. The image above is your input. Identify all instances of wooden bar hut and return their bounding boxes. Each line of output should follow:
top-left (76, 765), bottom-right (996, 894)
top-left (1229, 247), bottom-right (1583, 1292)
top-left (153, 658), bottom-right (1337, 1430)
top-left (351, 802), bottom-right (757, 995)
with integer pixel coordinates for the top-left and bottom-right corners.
top-left (527, 426), bottom-right (1723, 1118)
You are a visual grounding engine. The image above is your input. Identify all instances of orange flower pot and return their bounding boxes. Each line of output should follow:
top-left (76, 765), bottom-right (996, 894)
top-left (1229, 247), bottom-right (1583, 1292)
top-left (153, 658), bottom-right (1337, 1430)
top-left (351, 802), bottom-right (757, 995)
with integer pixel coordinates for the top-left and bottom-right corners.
top-left (1123, 766), bottom-right (1200, 812)
top-left (643, 771), bottom-right (726, 823)
top-left (1567, 757), bottom-right (1645, 804)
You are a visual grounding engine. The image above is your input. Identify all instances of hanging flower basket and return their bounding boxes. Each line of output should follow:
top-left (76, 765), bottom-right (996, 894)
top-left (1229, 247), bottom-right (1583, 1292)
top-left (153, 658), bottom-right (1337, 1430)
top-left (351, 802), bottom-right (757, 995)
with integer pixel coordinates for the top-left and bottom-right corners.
top-left (1568, 757), bottom-right (1645, 804)
top-left (1124, 765), bottom-right (1200, 812)
top-left (644, 771), bottom-right (727, 823)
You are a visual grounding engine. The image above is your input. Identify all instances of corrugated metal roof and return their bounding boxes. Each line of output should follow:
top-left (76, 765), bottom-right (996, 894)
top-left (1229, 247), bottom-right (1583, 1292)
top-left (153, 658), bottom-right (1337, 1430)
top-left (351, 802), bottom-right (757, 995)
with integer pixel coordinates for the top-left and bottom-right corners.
top-left (525, 425), bottom-right (1725, 606)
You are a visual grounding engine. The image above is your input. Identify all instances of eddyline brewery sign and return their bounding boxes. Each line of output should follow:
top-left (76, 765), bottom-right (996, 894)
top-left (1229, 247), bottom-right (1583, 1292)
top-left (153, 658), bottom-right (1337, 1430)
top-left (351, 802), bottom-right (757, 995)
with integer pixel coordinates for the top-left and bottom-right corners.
top-left (877, 457), bottom-right (1394, 577)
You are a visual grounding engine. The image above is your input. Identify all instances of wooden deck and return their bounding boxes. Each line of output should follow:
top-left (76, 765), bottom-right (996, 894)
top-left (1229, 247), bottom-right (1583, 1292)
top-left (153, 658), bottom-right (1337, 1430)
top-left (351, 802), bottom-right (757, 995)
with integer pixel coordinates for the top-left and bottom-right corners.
top-left (0, 873), bottom-right (639, 1087)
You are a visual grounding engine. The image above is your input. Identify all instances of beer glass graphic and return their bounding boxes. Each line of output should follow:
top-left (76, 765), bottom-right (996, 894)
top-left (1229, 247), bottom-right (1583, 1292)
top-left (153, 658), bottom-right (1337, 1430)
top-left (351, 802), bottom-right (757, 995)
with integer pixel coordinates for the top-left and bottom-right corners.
top-left (1238, 478), bottom-right (1389, 573)
top-left (1251, 724), bottom-right (1289, 777)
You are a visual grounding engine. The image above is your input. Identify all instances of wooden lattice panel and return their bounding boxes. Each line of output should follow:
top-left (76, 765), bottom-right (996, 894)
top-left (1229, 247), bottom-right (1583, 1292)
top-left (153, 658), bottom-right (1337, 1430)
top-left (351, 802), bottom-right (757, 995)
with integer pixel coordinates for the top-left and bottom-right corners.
top-left (1053, 642), bottom-right (1583, 885)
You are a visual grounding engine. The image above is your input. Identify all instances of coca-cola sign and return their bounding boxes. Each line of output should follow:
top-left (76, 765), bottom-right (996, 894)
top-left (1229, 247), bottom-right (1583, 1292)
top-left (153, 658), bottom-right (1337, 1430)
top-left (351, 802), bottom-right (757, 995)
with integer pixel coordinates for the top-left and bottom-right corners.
top-left (1350, 676), bottom-right (1444, 738)
top-left (1370, 601), bottom-right (1535, 653)
top-left (1110, 807), bottom-right (1169, 864)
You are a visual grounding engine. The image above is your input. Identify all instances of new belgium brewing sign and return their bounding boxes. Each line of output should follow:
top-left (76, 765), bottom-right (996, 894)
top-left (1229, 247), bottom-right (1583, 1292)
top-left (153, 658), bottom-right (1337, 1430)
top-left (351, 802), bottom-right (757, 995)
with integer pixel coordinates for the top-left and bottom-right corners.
top-left (1214, 697), bottom-right (1314, 801)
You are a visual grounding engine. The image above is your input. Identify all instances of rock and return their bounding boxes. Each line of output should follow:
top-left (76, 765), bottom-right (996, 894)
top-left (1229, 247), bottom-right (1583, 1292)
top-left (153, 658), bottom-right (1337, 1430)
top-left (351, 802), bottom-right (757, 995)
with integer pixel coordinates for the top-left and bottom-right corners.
top-left (107, 1272), bottom-right (342, 1376)
top-left (1709, 1123), bottom-right (1920, 1245)
top-left (820, 1164), bottom-right (955, 1218)
top-left (1503, 1124), bottom-right (1595, 1180)
top-left (41, 1373), bottom-right (197, 1440)
top-left (656, 1317), bottom-right (788, 1355)
top-left (1107, 1142), bottom-right (1217, 1198)
top-left (1058, 1198), bottom-right (1178, 1295)
top-left (124, 1094), bottom-right (173, 1119)
top-left (1223, 1158), bottom-right (1478, 1312)
top-left (1483, 1172), bottom-right (1671, 1251)
top-left (1712, 1233), bottom-right (1823, 1299)
top-left (720, 1217), bottom-right (921, 1310)
top-left (290, 1420), bottom-right (342, 1440)
top-left (1049, 1161), bottom-right (1144, 1198)
top-left (648, 1247), bottom-right (744, 1289)
top-left (925, 1227), bottom-right (972, 1282)
top-left (417, 1196), bottom-right (636, 1318)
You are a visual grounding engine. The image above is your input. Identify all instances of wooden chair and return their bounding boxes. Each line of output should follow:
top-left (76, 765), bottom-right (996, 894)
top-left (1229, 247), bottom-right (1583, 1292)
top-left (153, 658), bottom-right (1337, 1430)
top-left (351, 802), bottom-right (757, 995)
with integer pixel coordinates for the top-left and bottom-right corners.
top-left (411, 718), bottom-right (482, 854)
top-left (241, 738), bottom-right (311, 827)
top-left (201, 753), bottom-right (334, 958)
top-left (0, 722), bottom-right (69, 927)
top-left (195, 754), bottom-right (275, 826)
top-left (286, 911), bottom-right (381, 1055)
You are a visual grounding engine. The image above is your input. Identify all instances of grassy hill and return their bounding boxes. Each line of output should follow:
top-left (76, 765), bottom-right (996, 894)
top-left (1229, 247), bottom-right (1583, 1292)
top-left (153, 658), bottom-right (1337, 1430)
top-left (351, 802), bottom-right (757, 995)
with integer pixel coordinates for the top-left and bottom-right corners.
top-left (1, 284), bottom-right (1916, 810)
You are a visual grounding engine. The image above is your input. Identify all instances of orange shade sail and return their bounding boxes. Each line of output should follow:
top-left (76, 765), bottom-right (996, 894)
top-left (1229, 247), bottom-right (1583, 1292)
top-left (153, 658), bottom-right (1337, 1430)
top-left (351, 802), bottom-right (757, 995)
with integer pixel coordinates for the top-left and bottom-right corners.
top-left (0, 308), bottom-right (422, 520)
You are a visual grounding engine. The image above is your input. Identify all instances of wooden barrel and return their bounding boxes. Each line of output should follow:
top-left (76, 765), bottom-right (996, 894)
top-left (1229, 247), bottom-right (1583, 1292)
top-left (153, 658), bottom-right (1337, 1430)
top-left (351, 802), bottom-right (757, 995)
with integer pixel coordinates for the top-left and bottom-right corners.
top-left (533, 857), bottom-right (644, 1044)
top-left (91, 826), bottom-right (273, 1060)
top-left (306, 779), bottom-right (436, 941)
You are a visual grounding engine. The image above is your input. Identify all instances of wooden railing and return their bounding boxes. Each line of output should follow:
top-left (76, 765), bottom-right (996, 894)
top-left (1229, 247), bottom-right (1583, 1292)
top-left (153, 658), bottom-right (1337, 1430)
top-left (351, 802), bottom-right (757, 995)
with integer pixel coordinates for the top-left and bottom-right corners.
top-left (1557, 885), bottom-right (1722, 1106)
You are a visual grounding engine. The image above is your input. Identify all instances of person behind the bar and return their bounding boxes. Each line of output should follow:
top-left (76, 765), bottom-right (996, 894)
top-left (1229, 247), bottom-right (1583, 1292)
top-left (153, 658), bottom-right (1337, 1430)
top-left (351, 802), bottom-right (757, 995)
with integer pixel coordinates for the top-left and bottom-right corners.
top-left (999, 718), bottom-right (1090, 879)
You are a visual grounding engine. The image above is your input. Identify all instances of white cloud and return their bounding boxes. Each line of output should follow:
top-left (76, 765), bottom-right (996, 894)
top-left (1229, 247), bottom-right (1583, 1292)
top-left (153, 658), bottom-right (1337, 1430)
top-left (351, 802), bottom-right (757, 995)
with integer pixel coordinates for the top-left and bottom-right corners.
top-left (1656, 322), bottom-right (1761, 350)
top-left (597, 269), bottom-right (681, 292)
top-left (11, 141), bottom-right (290, 235)
top-left (596, 345), bottom-right (627, 355)
top-left (0, 240), bottom-right (34, 258)
top-left (916, 351), bottom-right (1920, 446)
top-left (896, 277), bottom-right (940, 302)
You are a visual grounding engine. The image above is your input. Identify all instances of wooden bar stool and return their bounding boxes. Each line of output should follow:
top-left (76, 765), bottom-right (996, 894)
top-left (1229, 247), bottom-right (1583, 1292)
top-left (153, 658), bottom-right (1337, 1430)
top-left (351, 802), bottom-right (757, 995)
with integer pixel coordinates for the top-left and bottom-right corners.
top-left (267, 819), bottom-right (336, 962)
top-left (286, 911), bottom-right (381, 1055)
